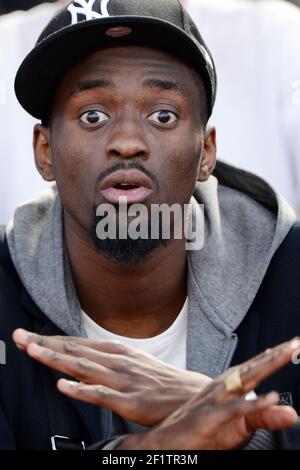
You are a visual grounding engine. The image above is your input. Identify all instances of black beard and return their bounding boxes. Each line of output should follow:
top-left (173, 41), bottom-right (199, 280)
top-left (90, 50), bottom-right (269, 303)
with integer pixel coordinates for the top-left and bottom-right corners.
top-left (91, 209), bottom-right (168, 266)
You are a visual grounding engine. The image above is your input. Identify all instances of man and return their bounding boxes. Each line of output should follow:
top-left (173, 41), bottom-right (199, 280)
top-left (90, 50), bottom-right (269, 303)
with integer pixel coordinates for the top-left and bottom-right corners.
top-left (0, 0), bottom-right (300, 450)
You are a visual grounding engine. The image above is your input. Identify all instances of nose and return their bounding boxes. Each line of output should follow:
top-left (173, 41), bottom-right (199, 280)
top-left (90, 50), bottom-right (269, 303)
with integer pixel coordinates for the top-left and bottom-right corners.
top-left (106, 115), bottom-right (150, 161)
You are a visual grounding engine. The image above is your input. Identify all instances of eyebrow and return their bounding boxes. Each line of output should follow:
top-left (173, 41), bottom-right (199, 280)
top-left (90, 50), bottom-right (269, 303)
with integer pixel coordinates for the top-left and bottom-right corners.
top-left (69, 78), bottom-right (189, 99)
top-left (142, 79), bottom-right (189, 99)
top-left (69, 79), bottom-right (114, 98)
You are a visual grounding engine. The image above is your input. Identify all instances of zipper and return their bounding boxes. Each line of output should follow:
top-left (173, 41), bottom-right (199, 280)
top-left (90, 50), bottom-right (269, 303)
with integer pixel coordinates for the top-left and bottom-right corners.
top-left (222, 333), bottom-right (239, 372)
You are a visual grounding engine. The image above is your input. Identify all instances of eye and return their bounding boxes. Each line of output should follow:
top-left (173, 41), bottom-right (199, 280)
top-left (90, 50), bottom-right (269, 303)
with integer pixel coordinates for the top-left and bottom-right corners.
top-left (148, 110), bottom-right (178, 126)
top-left (79, 110), bottom-right (109, 125)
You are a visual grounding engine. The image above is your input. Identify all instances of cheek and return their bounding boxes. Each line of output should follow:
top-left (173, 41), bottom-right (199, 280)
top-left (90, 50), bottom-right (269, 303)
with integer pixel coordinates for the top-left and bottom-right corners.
top-left (154, 135), bottom-right (202, 203)
top-left (50, 133), bottom-right (98, 226)
top-left (53, 142), bottom-right (88, 192)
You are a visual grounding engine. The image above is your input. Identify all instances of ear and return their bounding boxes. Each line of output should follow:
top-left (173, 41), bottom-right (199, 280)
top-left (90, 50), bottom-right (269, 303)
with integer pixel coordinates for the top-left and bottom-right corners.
top-left (33, 124), bottom-right (55, 182)
top-left (198, 127), bottom-right (217, 182)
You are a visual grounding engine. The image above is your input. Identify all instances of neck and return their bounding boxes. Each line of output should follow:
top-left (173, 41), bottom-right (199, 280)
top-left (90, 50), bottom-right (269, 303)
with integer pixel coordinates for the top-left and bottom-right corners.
top-left (64, 213), bottom-right (187, 338)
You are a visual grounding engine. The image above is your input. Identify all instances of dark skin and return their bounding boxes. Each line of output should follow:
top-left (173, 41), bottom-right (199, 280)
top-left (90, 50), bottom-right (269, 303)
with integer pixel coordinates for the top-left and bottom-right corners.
top-left (34, 46), bottom-right (216, 338)
top-left (18, 45), bottom-right (297, 449)
top-left (13, 330), bottom-right (299, 449)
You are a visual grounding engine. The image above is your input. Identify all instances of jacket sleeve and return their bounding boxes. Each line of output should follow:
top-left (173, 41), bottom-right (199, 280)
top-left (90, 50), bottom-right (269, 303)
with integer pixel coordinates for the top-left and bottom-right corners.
top-left (87, 435), bottom-right (129, 450)
top-left (97, 432), bottom-right (278, 450)
top-left (243, 430), bottom-right (279, 450)
top-left (277, 419), bottom-right (300, 449)
top-left (88, 424), bottom-right (300, 450)
top-left (244, 420), bottom-right (300, 450)
top-left (88, 415), bottom-right (300, 451)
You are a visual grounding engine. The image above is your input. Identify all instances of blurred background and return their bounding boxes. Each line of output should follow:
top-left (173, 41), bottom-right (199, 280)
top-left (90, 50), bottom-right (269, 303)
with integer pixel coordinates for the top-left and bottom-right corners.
top-left (0, 0), bottom-right (299, 223)
top-left (0, 1), bottom-right (58, 15)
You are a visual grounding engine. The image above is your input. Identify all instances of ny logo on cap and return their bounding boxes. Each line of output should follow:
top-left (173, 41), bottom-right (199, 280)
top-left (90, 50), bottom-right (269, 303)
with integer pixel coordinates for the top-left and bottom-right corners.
top-left (68, 0), bottom-right (111, 25)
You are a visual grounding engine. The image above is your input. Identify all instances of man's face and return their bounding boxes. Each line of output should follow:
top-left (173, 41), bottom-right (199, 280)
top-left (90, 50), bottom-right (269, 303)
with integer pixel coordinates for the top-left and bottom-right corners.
top-left (35, 46), bottom-right (213, 262)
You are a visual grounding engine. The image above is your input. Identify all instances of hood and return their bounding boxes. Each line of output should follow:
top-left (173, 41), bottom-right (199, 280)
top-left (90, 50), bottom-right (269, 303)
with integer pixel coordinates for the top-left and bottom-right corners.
top-left (186, 159), bottom-right (295, 376)
top-left (189, 159), bottom-right (295, 332)
top-left (6, 184), bottom-right (86, 337)
top-left (5, 160), bottom-right (295, 375)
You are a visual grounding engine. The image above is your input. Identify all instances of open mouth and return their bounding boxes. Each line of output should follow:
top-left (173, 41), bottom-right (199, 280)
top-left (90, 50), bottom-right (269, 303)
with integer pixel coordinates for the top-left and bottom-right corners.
top-left (113, 183), bottom-right (140, 190)
top-left (100, 170), bottom-right (154, 204)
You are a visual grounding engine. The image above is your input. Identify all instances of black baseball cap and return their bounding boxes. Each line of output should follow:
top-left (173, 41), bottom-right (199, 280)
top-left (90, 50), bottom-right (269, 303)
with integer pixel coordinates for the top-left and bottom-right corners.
top-left (15, 0), bottom-right (217, 121)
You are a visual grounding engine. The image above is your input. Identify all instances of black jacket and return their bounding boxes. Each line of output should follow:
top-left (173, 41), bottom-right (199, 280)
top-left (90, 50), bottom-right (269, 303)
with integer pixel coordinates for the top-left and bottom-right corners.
top-left (0, 223), bottom-right (300, 449)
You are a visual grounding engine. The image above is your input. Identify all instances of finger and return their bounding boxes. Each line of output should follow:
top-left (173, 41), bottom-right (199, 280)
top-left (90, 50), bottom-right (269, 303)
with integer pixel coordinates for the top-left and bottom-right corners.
top-left (25, 335), bottom-right (129, 371)
top-left (13, 328), bottom-right (131, 355)
top-left (13, 329), bottom-right (146, 374)
top-left (238, 338), bottom-right (300, 393)
top-left (26, 343), bottom-right (121, 388)
top-left (202, 392), bottom-right (280, 434)
top-left (207, 338), bottom-right (300, 402)
top-left (57, 379), bottom-right (141, 423)
top-left (57, 378), bottom-right (128, 411)
top-left (246, 404), bottom-right (298, 430)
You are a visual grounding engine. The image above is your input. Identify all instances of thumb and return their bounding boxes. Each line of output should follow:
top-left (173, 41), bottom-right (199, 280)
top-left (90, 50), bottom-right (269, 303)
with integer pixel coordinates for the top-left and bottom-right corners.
top-left (246, 405), bottom-right (298, 431)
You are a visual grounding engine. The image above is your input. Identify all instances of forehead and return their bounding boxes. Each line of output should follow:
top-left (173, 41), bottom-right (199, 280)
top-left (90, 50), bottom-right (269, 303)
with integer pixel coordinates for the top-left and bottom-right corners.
top-left (57, 45), bottom-right (199, 94)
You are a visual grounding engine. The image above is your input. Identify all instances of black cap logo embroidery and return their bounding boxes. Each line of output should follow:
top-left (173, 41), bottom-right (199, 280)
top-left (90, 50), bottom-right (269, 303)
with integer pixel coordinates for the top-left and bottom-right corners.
top-left (68, 0), bottom-right (111, 25)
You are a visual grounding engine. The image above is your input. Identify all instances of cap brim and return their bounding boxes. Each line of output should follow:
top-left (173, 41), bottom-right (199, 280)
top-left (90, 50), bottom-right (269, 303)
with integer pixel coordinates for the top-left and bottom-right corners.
top-left (14, 16), bottom-right (214, 120)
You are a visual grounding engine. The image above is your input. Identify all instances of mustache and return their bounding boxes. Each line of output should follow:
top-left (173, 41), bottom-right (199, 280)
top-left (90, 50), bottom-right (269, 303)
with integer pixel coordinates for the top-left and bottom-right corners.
top-left (96, 161), bottom-right (159, 190)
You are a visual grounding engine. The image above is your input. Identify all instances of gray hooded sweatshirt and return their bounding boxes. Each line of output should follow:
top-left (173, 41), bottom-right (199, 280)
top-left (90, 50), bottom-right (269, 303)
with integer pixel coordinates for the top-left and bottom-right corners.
top-left (5, 159), bottom-right (296, 449)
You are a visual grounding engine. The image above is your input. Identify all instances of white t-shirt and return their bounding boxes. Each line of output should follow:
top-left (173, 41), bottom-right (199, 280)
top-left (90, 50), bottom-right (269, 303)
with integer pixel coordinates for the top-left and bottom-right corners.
top-left (82, 297), bottom-right (188, 370)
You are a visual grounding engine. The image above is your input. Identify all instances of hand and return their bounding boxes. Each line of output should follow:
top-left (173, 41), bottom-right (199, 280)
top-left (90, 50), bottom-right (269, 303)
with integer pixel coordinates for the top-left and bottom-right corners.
top-left (12, 328), bottom-right (211, 426)
top-left (118, 338), bottom-right (299, 450)
top-left (13, 330), bottom-right (299, 449)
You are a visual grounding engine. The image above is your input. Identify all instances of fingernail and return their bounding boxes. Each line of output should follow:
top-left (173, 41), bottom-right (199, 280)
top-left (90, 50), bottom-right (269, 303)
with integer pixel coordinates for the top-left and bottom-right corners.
top-left (59, 379), bottom-right (78, 389)
top-left (13, 329), bottom-right (29, 344)
top-left (290, 339), bottom-right (300, 350)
